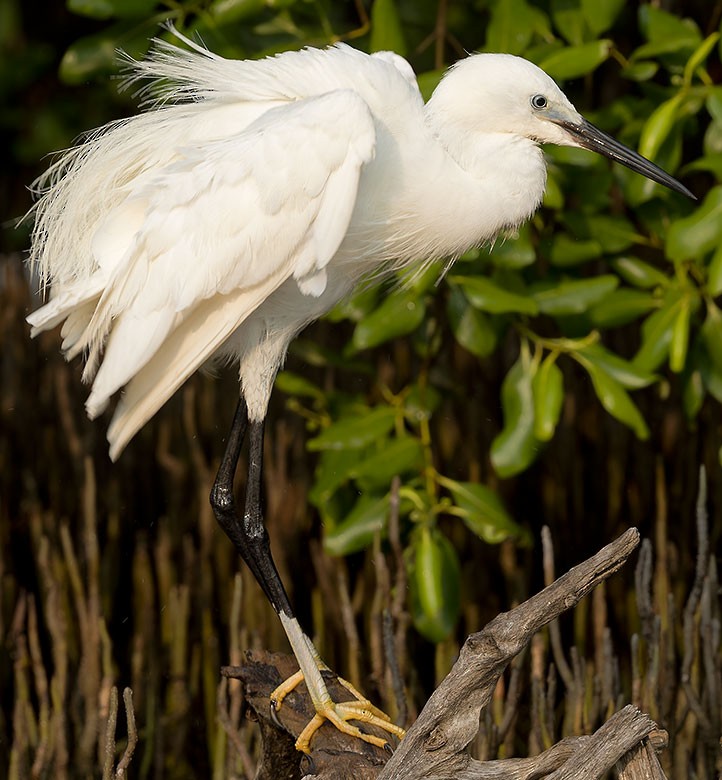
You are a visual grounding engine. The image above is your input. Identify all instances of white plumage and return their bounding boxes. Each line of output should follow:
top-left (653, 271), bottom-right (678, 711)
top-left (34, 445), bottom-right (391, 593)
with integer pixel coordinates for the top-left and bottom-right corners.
top-left (27, 35), bottom-right (577, 459)
top-left (27, 30), bottom-right (692, 753)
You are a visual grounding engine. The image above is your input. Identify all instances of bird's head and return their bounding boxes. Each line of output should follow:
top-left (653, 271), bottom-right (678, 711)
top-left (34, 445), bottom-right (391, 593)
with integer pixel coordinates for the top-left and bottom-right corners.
top-left (427, 53), bottom-right (694, 199)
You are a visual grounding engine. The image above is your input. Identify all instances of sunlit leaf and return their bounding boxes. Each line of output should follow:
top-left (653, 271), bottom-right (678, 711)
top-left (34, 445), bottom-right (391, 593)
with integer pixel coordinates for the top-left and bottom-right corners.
top-left (443, 478), bottom-right (524, 543)
top-left (450, 276), bottom-right (538, 315)
top-left (352, 288), bottom-right (426, 350)
top-left (532, 275), bottom-right (618, 316)
top-left (486, 0), bottom-right (537, 54)
top-left (308, 406), bottom-right (396, 451)
top-left (639, 93), bottom-right (684, 161)
top-left (490, 355), bottom-right (539, 477)
top-left (580, 214), bottom-right (640, 253)
top-left (669, 295), bottom-right (693, 372)
top-left (370, 0), bottom-right (407, 56)
top-left (310, 448), bottom-right (366, 506)
top-left (351, 437), bottom-right (424, 488)
top-left (208, 0), bottom-right (265, 23)
top-left (582, 362), bottom-right (650, 439)
top-left (323, 493), bottom-right (388, 556)
top-left (68, 0), bottom-right (157, 19)
top-left (589, 288), bottom-right (659, 328)
top-left (638, 5), bottom-right (701, 46)
top-left (549, 235), bottom-right (602, 267)
top-left (611, 257), bottom-right (669, 289)
top-left (701, 303), bottom-right (722, 373)
top-left (532, 354), bottom-right (564, 441)
top-left (538, 40), bottom-right (612, 80)
top-left (633, 293), bottom-right (684, 372)
top-left (551, 0), bottom-right (587, 46)
top-left (666, 186), bottom-right (722, 263)
top-left (446, 286), bottom-right (497, 357)
top-left (275, 371), bottom-right (324, 400)
top-left (577, 343), bottom-right (657, 389)
top-left (582, 0), bottom-right (624, 36)
top-left (683, 33), bottom-right (720, 86)
top-left (408, 527), bottom-right (461, 642)
top-left (487, 224), bottom-right (536, 268)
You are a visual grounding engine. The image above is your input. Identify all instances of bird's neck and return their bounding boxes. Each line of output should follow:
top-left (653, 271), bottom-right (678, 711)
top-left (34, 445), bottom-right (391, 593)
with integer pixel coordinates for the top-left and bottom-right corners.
top-left (421, 112), bottom-right (548, 250)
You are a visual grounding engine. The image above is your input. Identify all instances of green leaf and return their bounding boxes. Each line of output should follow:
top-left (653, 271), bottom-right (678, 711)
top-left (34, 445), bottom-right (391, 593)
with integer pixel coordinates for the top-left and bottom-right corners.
top-left (701, 303), bottom-right (722, 373)
top-left (532, 275), bottom-right (619, 316)
top-left (442, 478), bottom-right (524, 543)
top-left (532, 355), bottom-right (564, 441)
top-left (707, 245), bottom-right (722, 297)
top-left (404, 383), bottom-right (443, 421)
top-left (683, 367), bottom-right (705, 421)
top-left (549, 235), bottom-right (602, 267)
top-left (309, 448), bottom-right (365, 506)
top-left (416, 69), bottom-right (445, 101)
top-left (68, 0), bottom-right (157, 19)
top-left (490, 355), bottom-right (539, 477)
top-left (308, 406), bottom-right (396, 451)
top-left (450, 276), bottom-right (538, 315)
top-left (446, 286), bottom-right (497, 358)
top-left (60, 26), bottom-right (133, 83)
top-left (581, 362), bottom-right (650, 439)
top-left (611, 257), bottom-right (669, 289)
top-left (538, 40), bottom-right (612, 80)
top-left (639, 5), bottom-right (701, 46)
top-left (683, 33), bottom-right (720, 86)
top-left (621, 61), bottom-right (659, 81)
top-left (581, 214), bottom-right (640, 253)
top-left (633, 291), bottom-right (684, 372)
top-left (582, 0), bottom-right (624, 36)
top-left (666, 186), bottom-right (722, 263)
top-left (487, 224), bottom-right (536, 269)
top-left (323, 494), bottom-right (388, 556)
top-left (352, 288), bottom-right (425, 350)
top-left (209, 0), bottom-right (266, 24)
top-left (638, 93), bottom-right (684, 161)
top-left (327, 284), bottom-right (379, 323)
top-left (408, 527), bottom-right (461, 642)
top-left (589, 289), bottom-right (659, 328)
top-left (350, 437), bottom-right (424, 488)
top-left (669, 296), bottom-right (693, 373)
top-left (551, 0), bottom-right (587, 46)
top-left (577, 343), bottom-right (657, 389)
top-left (486, 0), bottom-right (536, 54)
top-left (275, 371), bottom-right (324, 400)
top-left (370, 0), bottom-right (407, 56)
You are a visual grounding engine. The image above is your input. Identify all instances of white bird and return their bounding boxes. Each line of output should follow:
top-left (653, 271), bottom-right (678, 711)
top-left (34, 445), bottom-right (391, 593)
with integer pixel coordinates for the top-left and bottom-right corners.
top-left (27, 29), bottom-right (692, 752)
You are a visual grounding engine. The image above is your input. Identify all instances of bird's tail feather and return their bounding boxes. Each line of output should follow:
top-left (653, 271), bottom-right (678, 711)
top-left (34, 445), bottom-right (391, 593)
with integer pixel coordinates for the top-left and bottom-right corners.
top-left (105, 275), bottom-right (286, 461)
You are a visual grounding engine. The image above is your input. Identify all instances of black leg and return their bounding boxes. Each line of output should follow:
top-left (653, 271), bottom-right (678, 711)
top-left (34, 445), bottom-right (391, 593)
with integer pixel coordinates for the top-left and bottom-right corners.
top-left (210, 399), bottom-right (294, 617)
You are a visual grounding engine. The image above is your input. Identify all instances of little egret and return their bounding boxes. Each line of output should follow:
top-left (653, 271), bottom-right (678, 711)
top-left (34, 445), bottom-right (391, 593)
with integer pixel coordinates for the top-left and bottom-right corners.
top-left (27, 29), bottom-right (693, 752)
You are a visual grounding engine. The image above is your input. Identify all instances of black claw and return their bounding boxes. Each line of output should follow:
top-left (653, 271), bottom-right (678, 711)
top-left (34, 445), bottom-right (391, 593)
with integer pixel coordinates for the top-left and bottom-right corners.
top-left (269, 699), bottom-right (283, 729)
top-left (383, 741), bottom-right (394, 755)
top-left (301, 753), bottom-right (316, 774)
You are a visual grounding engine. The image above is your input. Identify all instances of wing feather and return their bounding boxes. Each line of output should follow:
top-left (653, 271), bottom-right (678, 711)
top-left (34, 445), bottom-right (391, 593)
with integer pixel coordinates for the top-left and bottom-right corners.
top-left (29, 89), bottom-right (377, 456)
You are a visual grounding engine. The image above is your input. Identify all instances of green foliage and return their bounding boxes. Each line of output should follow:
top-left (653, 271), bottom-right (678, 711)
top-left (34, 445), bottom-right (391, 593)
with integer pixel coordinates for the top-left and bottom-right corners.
top-left (8, 0), bottom-right (720, 645)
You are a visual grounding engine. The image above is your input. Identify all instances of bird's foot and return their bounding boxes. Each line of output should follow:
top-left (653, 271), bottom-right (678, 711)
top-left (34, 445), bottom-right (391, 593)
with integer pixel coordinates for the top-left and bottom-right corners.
top-left (270, 670), bottom-right (405, 754)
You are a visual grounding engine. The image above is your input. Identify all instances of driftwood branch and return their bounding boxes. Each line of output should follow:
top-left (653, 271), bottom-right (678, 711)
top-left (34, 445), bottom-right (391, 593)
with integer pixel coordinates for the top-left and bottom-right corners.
top-left (233, 529), bottom-right (668, 779)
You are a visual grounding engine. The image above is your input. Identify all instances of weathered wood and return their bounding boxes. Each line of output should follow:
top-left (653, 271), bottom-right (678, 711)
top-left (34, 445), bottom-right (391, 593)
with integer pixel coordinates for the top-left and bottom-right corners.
top-left (233, 529), bottom-right (670, 779)
top-left (224, 651), bottom-right (393, 779)
top-left (378, 529), bottom-right (641, 779)
top-left (615, 730), bottom-right (668, 780)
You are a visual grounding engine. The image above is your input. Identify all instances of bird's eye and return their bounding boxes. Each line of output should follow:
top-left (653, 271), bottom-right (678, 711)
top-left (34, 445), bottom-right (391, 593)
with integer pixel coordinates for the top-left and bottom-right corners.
top-left (531, 94), bottom-right (548, 110)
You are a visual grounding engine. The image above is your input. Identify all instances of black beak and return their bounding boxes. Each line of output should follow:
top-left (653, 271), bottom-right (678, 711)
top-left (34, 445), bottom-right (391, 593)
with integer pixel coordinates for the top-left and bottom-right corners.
top-left (557, 117), bottom-right (695, 200)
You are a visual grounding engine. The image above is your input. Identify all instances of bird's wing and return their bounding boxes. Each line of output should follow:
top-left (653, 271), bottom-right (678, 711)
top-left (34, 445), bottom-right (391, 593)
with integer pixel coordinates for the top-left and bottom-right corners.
top-left (41, 88), bottom-right (376, 456)
top-left (127, 27), bottom-right (420, 107)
